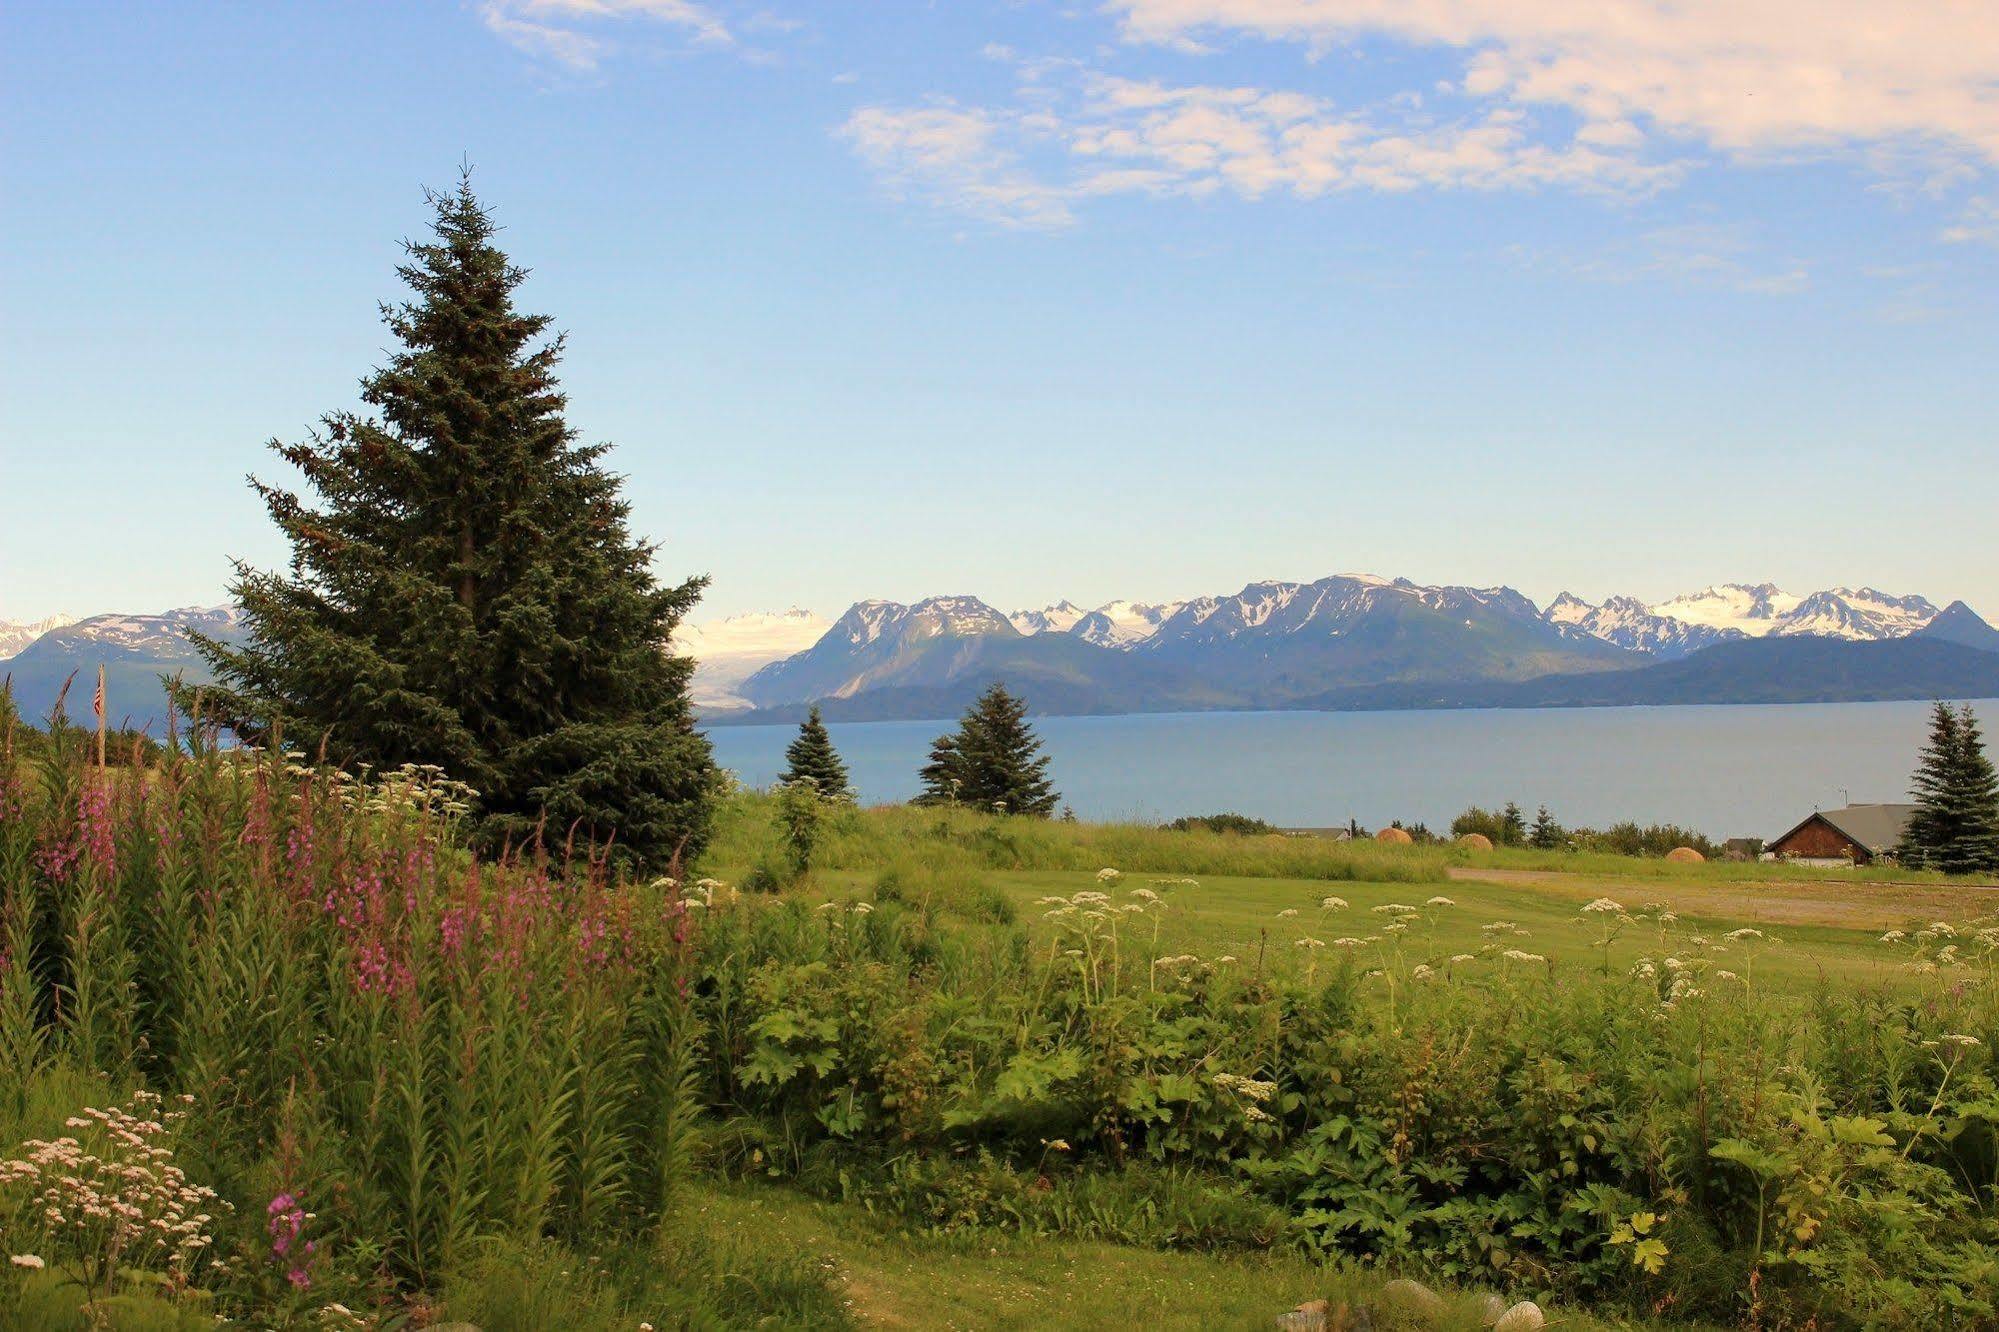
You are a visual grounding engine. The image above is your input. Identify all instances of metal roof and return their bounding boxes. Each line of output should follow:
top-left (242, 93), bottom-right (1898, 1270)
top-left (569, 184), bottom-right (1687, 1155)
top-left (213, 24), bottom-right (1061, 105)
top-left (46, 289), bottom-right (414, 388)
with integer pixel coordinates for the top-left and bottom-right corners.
top-left (1771, 803), bottom-right (1916, 854)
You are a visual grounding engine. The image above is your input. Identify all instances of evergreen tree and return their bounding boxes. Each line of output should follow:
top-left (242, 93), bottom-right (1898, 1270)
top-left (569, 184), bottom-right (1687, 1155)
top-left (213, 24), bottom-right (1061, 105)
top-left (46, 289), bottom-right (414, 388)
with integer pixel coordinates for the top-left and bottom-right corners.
top-left (1900, 703), bottom-right (1999, 874)
top-left (191, 177), bottom-right (714, 870)
top-left (914, 733), bottom-right (963, 806)
top-left (1500, 801), bottom-right (1528, 847)
top-left (914, 684), bottom-right (1059, 817)
top-left (955, 684), bottom-right (1059, 817)
top-left (780, 706), bottom-right (850, 799)
top-left (1529, 804), bottom-right (1563, 850)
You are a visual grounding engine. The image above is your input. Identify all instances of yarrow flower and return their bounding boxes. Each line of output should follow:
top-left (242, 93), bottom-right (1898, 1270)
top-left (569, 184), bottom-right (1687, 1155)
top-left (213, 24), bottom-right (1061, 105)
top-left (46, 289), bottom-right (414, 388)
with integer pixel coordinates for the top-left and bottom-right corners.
top-left (1582, 897), bottom-right (1626, 915)
top-left (9, 1253), bottom-right (44, 1270)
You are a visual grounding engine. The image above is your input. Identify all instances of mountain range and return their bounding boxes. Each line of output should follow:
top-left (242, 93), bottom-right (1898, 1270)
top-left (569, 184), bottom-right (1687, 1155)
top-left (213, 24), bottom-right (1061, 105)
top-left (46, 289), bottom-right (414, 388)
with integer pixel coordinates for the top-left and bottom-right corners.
top-left (727, 577), bottom-right (1999, 721)
top-left (1, 607), bottom-right (245, 732)
top-left (5, 579), bottom-right (1996, 733)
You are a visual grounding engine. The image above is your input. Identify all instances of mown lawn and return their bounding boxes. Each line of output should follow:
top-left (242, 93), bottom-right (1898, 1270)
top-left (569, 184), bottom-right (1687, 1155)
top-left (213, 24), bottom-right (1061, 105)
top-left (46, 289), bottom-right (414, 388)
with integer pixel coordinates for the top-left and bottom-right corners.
top-left (969, 866), bottom-right (1991, 995)
top-left (686, 1181), bottom-right (1689, 1331)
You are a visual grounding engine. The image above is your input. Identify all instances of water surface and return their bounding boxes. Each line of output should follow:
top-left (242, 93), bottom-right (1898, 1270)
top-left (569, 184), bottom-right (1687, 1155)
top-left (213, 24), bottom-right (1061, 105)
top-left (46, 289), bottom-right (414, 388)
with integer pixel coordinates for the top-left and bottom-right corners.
top-left (704, 700), bottom-right (1995, 840)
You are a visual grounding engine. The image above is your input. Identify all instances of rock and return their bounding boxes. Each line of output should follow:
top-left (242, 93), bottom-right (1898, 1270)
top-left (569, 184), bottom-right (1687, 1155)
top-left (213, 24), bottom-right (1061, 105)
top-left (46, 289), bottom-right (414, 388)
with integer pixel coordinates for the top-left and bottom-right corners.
top-left (1477, 1294), bottom-right (1509, 1324)
top-left (1377, 1277), bottom-right (1446, 1317)
top-left (1493, 1302), bottom-right (1546, 1331)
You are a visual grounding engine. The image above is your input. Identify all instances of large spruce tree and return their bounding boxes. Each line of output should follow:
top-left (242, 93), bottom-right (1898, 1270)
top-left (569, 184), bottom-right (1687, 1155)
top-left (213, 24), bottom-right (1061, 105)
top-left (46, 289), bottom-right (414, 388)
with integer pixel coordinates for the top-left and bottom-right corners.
top-left (1899, 702), bottom-right (1999, 874)
top-left (780, 706), bottom-right (850, 799)
top-left (915, 684), bottom-right (1058, 817)
top-left (193, 177), bottom-right (715, 870)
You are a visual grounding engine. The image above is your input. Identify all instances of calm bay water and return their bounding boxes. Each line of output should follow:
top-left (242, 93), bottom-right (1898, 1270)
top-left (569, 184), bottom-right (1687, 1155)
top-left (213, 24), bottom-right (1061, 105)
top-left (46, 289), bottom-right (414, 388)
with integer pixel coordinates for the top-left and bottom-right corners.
top-left (704, 700), bottom-right (1999, 840)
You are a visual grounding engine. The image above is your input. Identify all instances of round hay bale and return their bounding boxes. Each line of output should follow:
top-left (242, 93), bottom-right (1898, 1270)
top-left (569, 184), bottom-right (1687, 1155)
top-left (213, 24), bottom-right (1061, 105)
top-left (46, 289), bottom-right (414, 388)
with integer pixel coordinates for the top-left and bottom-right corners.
top-left (1665, 846), bottom-right (1706, 864)
top-left (1456, 832), bottom-right (1494, 852)
top-left (1375, 826), bottom-right (1414, 845)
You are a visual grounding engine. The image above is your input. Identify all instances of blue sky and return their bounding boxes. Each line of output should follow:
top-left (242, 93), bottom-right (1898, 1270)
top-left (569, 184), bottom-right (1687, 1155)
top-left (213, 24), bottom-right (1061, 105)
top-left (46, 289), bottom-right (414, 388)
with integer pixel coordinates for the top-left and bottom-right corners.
top-left (4, 0), bottom-right (1997, 626)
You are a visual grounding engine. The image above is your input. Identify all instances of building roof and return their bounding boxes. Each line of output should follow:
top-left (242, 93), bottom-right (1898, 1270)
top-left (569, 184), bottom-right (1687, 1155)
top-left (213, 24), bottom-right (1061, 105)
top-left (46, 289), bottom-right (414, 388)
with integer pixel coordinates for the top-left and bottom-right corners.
top-left (1771, 803), bottom-right (1917, 855)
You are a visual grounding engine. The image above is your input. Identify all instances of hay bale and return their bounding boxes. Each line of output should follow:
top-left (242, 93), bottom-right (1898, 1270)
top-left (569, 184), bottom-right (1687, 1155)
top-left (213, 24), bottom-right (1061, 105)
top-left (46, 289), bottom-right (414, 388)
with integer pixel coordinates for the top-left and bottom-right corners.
top-left (1375, 826), bottom-right (1414, 845)
top-left (1456, 832), bottom-right (1494, 852)
top-left (1665, 846), bottom-right (1706, 864)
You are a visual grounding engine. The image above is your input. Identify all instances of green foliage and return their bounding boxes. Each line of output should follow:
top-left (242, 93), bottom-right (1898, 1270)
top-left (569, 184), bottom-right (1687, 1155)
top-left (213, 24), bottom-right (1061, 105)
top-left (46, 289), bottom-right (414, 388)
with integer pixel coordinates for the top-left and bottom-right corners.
top-left (1167, 813), bottom-right (1277, 836)
top-left (188, 176), bottom-right (714, 873)
top-left (680, 869), bottom-right (1999, 1327)
top-left (781, 707), bottom-right (851, 801)
top-left (916, 684), bottom-right (1059, 817)
top-left (1899, 702), bottom-right (1999, 874)
top-left (0, 734), bottom-right (736, 1321)
top-left (774, 779), bottom-right (826, 881)
top-left (1528, 804), bottom-right (1563, 850)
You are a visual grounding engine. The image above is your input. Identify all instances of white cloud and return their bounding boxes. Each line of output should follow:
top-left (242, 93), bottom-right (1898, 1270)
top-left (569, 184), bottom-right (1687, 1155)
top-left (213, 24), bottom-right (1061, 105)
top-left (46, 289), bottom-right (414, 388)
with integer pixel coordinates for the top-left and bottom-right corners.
top-left (1111, 1), bottom-right (1999, 170)
top-left (842, 70), bottom-right (1681, 228)
top-left (1942, 197), bottom-right (1999, 247)
top-left (482, 0), bottom-right (733, 70)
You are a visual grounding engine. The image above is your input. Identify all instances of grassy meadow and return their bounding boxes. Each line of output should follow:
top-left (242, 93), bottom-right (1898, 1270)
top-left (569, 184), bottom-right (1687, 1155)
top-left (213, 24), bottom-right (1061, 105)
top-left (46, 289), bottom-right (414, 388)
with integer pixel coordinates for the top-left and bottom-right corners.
top-left (3, 738), bottom-right (1997, 1329)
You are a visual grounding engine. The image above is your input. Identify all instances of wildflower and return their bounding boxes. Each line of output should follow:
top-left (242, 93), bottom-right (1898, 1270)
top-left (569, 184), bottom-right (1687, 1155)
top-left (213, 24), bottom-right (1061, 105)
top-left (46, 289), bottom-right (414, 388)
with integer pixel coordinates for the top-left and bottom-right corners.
top-left (1215, 955), bottom-right (1238, 965)
top-left (1128, 887), bottom-right (1160, 902)
top-left (1582, 897), bottom-right (1625, 914)
top-left (1425, 895), bottom-right (1455, 908)
top-left (1095, 867), bottom-right (1123, 883)
top-left (1041, 1138), bottom-right (1071, 1152)
top-left (1942, 1034), bottom-right (1982, 1049)
top-left (1372, 903), bottom-right (1417, 915)
top-left (1410, 963), bottom-right (1435, 980)
top-left (1880, 930), bottom-right (1907, 943)
top-left (1320, 896), bottom-right (1348, 911)
top-left (1294, 937), bottom-right (1326, 949)
top-left (1725, 927), bottom-right (1763, 941)
top-left (1449, 953), bottom-right (1476, 964)
top-left (10, 1254), bottom-right (44, 1270)
top-left (1276, 908), bottom-right (1299, 919)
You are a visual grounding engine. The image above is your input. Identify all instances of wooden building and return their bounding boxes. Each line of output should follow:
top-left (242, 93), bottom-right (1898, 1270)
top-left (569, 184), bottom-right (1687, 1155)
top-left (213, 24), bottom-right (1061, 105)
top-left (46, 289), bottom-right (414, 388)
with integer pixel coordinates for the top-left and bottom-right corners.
top-left (1766, 803), bottom-right (1915, 865)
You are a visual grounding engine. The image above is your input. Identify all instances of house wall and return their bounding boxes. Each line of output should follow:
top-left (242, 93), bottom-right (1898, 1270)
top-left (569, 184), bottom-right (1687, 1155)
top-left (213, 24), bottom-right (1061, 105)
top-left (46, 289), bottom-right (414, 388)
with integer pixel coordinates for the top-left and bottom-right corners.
top-left (1772, 817), bottom-right (1867, 863)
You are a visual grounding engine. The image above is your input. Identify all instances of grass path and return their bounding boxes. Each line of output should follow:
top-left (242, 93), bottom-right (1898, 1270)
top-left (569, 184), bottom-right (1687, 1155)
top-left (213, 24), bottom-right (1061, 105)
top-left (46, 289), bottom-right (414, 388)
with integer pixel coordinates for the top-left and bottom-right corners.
top-left (688, 1182), bottom-right (1674, 1331)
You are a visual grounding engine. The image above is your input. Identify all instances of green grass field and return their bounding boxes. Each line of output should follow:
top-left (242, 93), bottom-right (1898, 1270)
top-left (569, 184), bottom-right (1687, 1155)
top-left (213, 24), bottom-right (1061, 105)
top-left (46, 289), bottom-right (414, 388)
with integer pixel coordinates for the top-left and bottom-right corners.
top-left (726, 794), bottom-right (1997, 999)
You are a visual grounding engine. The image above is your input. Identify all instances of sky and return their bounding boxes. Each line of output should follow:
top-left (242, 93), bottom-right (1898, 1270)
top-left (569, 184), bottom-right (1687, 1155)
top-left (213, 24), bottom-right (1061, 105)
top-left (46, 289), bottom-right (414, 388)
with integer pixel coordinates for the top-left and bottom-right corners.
top-left (3, 0), bottom-right (1997, 628)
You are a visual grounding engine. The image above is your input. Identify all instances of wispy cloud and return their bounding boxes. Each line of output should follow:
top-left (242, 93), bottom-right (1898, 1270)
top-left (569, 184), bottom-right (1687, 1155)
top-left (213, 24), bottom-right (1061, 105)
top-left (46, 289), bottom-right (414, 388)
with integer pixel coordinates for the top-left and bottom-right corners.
top-left (1110, 1), bottom-right (1999, 172)
top-left (482, 0), bottom-right (734, 71)
top-left (842, 66), bottom-right (1682, 229)
top-left (1506, 221), bottom-right (1810, 295)
top-left (1941, 197), bottom-right (1999, 248)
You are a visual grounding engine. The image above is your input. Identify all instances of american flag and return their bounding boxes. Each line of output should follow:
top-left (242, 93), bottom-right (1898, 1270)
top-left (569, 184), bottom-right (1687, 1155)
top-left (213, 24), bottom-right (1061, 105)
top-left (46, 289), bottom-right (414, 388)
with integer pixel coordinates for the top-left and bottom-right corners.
top-left (93, 666), bottom-right (105, 723)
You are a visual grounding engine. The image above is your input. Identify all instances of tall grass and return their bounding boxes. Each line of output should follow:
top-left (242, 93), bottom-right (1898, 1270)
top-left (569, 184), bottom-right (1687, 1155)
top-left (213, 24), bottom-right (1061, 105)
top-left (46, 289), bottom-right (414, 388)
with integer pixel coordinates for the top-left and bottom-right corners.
top-left (703, 792), bottom-right (1452, 884)
top-left (0, 705), bottom-right (722, 1321)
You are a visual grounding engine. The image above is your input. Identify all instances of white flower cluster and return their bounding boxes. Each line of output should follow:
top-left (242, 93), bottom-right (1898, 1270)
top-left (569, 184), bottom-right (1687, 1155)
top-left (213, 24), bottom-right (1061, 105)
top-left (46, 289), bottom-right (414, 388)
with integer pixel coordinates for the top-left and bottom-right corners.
top-left (0, 1091), bottom-right (226, 1281)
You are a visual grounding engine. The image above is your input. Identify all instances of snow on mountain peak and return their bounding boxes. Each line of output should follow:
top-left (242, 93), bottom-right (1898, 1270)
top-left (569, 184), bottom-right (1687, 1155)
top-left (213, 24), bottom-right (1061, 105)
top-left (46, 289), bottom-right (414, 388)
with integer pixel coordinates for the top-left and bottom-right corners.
top-left (0, 613), bottom-right (79, 661)
top-left (1009, 600), bottom-right (1086, 636)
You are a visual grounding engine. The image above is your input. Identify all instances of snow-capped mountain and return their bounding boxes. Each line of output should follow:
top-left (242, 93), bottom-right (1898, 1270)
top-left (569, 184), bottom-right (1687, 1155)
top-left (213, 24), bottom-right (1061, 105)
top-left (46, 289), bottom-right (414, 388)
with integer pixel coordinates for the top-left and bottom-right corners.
top-left (673, 608), bottom-right (829, 710)
top-left (1650, 583), bottom-right (1801, 636)
top-left (1071, 600), bottom-right (1184, 648)
top-left (1777, 588), bottom-right (1939, 640)
top-left (1548, 585), bottom-right (1944, 657)
top-left (1009, 601), bottom-right (1086, 636)
top-left (4, 606), bottom-right (248, 732)
top-left (739, 575), bottom-right (1629, 712)
top-left (1542, 593), bottom-right (1744, 661)
top-left (0, 613), bottom-right (77, 662)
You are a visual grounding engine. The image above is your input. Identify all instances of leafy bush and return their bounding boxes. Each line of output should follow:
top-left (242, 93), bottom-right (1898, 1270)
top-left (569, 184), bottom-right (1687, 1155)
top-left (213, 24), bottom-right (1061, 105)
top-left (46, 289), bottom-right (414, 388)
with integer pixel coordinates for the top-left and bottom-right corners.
top-left (1167, 813), bottom-right (1277, 836)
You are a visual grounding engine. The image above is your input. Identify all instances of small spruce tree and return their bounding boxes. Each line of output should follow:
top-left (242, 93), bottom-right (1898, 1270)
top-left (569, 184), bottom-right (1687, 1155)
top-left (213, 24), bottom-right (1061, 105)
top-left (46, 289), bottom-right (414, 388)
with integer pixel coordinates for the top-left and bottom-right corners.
top-left (1529, 805), bottom-right (1563, 850)
top-left (1500, 801), bottom-right (1528, 847)
top-left (780, 705), bottom-right (850, 800)
top-left (916, 684), bottom-right (1059, 817)
top-left (191, 176), bottom-right (714, 870)
top-left (1901, 703), bottom-right (1999, 874)
top-left (915, 733), bottom-right (963, 806)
